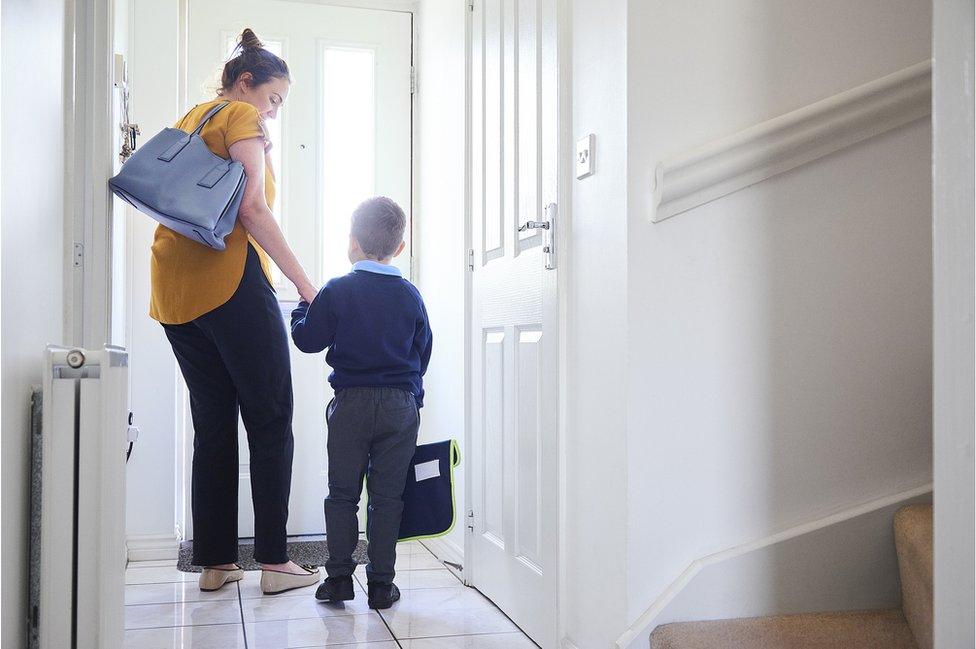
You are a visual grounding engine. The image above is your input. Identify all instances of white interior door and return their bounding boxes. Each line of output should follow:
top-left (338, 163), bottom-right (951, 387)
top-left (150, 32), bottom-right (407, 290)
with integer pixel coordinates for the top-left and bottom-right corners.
top-left (186, 0), bottom-right (412, 537)
top-left (469, 0), bottom-right (558, 645)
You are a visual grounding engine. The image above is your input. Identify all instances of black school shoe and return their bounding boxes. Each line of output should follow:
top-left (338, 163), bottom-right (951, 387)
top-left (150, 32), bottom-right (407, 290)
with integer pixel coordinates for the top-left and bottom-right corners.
top-left (367, 582), bottom-right (401, 609)
top-left (315, 576), bottom-right (355, 602)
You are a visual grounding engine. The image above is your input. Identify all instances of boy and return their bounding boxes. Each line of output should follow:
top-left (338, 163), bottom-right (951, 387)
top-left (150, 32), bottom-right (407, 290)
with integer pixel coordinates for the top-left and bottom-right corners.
top-left (290, 196), bottom-right (432, 610)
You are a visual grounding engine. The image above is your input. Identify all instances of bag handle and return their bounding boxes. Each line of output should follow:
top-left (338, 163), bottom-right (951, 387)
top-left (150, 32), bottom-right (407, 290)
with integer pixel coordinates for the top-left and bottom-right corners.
top-left (190, 101), bottom-right (231, 136)
top-left (158, 102), bottom-right (234, 162)
top-left (450, 439), bottom-right (461, 468)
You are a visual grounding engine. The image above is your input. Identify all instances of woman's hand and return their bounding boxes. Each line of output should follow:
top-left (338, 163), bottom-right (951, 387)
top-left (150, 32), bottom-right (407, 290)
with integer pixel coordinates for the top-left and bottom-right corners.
top-left (298, 282), bottom-right (318, 304)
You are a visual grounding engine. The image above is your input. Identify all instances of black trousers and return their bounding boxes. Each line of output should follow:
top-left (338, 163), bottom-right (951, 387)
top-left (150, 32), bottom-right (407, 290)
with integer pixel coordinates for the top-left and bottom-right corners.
top-left (324, 387), bottom-right (419, 585)
top-left (163, 245), bottom-right (294, 565)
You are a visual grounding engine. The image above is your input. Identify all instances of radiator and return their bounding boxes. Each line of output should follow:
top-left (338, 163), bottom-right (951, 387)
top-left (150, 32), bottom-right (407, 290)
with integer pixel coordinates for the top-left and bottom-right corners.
top-left (29, 346), bottom-right (128, 649)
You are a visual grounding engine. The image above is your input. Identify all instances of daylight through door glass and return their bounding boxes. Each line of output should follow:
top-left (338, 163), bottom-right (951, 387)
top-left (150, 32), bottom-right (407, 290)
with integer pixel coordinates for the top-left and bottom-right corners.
top-left (320, 47), bottom-right (376, 282)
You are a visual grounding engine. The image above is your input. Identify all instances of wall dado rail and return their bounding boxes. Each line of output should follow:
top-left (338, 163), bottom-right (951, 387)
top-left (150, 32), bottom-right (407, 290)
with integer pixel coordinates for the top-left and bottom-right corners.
top-left (651, 60), bottom-right (932, 223)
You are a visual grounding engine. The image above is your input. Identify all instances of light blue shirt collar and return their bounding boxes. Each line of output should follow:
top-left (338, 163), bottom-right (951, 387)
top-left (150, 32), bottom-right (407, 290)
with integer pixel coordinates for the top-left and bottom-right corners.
top-left (352, 259), bottom-right (402, 277)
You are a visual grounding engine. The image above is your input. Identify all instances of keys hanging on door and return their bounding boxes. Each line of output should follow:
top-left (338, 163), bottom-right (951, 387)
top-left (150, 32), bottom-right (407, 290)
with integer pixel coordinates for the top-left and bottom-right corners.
top-left (518, 203), bottom-right (557, 270)
top-left (114, 53), bottom-right (140, 162)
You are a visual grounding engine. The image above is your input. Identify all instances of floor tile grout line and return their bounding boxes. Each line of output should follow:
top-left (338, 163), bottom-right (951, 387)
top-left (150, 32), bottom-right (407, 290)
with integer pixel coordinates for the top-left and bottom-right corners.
top-left (125, 566), bottom-right (446, 585)
top-left (352, 570), bottom-right (401, 647)
top-left (238, 580), bottom-right (249, 649)
top-left (125, 599), bottom-right (237, 606)
top-left (238, 609), bottom-right (391, 624)
top-left (124, 598), bottom-right (238, 608)
top-left (375, 607), bottom-right (404, 648)
top-left (394, 630), bottom-right (537, 642)
top-left (124, 621), bottom-right (245, 632)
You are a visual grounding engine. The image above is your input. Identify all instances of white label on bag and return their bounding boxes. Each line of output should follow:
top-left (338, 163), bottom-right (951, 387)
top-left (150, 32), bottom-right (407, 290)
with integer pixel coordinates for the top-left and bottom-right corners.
top-left (414, 459), bottom-right (440, 482)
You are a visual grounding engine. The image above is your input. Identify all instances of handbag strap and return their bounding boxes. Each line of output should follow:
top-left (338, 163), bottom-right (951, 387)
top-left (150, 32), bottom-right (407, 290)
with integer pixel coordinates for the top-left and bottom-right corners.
top-left (190, 101), bottom-right (231, 136)
top-left (157, 101), bottom-right (233, 162)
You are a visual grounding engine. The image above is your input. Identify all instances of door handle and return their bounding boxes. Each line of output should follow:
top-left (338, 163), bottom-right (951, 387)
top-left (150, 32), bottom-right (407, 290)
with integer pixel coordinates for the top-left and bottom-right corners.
top-left (518, 220), bottom-right (550, 232)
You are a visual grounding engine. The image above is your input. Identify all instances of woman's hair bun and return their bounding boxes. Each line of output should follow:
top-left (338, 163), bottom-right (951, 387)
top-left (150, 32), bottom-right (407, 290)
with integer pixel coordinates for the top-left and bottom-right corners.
top-left (239, 28), bottom-right (264, 51)
top-left (218, 26), bottom-right (290, 94)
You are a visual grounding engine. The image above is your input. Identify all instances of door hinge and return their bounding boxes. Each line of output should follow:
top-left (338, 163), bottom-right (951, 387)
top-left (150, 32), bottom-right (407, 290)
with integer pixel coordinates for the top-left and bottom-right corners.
top-left (466, 508), bottom-right (475, 532)
top-left (467, 248), bottom-right (474, 272)
top-left (410, 66), bottom-right (417, 95)
top-left (73, 242), bottom-right (84, 268)
top-left (468, 1), bottom-right (474, 11)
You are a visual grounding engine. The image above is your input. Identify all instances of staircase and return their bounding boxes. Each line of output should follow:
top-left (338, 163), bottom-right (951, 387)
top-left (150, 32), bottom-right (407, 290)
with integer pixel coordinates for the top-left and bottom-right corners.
top-left (650, 503), bottom-right (933, 649)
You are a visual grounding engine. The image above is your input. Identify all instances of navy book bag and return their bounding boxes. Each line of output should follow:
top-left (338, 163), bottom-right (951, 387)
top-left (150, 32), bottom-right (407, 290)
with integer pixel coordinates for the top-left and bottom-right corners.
top-left (397, 439), bottom-right (461, 542)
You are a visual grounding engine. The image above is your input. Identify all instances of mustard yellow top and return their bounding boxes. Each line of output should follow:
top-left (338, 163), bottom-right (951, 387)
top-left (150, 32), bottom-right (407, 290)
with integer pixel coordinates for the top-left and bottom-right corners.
top-left (149, 99), bottom-right (276, 325)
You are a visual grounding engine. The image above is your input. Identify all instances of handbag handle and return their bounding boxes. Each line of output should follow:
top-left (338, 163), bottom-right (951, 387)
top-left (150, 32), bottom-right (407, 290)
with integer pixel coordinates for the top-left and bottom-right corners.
top-left (190, 101), bottom-right (231, 136)
top-left (158, 102), bottom-right (233, 162)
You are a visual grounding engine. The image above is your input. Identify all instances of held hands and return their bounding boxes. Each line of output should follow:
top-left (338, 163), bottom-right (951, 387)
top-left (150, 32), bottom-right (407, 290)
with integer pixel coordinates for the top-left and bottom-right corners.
top-left (298, 282), bottom-right (318, 304)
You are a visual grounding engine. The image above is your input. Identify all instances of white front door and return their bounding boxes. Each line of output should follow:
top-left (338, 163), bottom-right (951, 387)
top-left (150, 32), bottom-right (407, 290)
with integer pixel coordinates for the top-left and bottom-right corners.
top-left (186, 0), bottom-right (412, 537)
top-left (469, 0), bottom-right (559, 645)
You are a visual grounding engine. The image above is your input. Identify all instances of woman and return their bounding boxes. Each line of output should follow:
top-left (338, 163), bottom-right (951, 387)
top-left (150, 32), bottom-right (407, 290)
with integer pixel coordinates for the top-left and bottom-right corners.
top-left (150, 28), bottom-right (319, 595)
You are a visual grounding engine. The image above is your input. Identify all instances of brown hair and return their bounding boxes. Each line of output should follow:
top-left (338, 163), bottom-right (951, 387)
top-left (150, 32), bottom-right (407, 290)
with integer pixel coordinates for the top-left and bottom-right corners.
top-left (219, 28), bottom-right (290, 94)
top-left (351, 197), bottom-right (407, 260)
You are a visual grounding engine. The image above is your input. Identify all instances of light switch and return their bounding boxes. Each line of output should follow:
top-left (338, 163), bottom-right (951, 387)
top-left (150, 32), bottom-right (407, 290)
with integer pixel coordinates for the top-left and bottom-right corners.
top-left (576, 134), bottom-right (594, 179)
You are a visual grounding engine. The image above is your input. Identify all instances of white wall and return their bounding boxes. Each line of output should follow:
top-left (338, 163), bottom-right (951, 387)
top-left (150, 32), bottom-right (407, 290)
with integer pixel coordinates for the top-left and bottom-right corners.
top-left (624, 0), bottom-right (933, 636)
top-left (1, 1), bottom-right (67, 646)
top-left (414, 0), bottom-right (468, 562)
top-left (932, 0), bottom-right (975, 646)
top-left (562, 0), bottom-right (631, 646)
top-left (124, 0), bottom-right (182, 548)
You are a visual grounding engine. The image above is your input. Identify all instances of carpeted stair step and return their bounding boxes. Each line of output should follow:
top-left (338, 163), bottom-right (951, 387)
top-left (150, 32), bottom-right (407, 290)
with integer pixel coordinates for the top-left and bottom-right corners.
top-left (893, 503), bottom-right (933, 649)
top-left (650, 609), bottom-right (918, 649)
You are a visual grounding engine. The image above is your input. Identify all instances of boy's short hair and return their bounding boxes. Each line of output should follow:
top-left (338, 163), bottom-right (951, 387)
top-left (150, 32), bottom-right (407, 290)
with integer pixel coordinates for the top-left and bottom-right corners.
top-left (351, 196), bottom-right (407, 260)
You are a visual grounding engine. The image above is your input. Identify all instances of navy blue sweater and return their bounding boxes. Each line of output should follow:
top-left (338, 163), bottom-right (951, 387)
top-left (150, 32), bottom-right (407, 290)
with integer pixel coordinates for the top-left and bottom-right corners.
top-left (290, 264), bottom-right (432, 407)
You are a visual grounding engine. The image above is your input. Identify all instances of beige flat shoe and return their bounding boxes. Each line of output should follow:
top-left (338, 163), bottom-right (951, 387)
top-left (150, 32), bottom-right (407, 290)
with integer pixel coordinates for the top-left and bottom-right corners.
top-left (260, 564), bottom-right (320, 595)
top-left (199, 565), bottom-right (243, 592)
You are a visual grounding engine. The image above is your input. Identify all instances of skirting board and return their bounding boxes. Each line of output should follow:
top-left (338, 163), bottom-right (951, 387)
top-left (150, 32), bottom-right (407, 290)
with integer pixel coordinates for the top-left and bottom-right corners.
top-left (617, 483), bottom-right (933, 648)
top-left (651, 60), bottom-right (932, 222)
top-left (126, 533), bottom-right (181, 562)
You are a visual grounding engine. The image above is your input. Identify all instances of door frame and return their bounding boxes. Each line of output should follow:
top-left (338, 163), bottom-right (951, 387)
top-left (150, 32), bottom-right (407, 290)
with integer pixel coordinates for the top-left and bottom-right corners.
top-left (461, 0), bottom-right (572, 645)
top-left (63, 0), bottom-right (122, 349)
top-left (173, 0), bottom-right (420, 540)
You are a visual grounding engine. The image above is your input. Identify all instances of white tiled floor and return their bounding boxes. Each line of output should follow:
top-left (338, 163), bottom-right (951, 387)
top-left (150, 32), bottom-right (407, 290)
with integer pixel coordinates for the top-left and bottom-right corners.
top-left (124, 541), bottom-right (538, 649)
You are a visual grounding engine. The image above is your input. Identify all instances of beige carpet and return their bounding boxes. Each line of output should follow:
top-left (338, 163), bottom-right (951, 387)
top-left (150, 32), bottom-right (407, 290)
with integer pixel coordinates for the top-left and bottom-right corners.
top-left (894, 503), bottom-right (933, 649)
top-left (650, 609), bottom-right (917, 649)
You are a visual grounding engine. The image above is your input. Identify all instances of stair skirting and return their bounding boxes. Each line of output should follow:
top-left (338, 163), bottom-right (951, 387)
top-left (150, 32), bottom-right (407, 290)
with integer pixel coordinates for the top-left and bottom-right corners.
top-left (617, 483), bottom-right (933, 648)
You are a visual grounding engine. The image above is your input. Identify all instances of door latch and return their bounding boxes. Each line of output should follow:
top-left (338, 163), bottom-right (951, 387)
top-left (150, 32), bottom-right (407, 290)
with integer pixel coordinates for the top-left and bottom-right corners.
top-left (518, 204), bottom-right (556, 270)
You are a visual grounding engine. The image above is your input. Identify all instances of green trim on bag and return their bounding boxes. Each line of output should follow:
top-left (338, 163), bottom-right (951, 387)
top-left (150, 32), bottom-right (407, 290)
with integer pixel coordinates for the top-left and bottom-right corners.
top-left (398, 439), bottom-right (461, 543)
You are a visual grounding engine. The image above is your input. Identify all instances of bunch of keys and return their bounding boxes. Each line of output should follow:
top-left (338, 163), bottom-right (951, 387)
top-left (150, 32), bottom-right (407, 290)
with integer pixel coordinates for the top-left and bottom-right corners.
top-left (120, 122), bottom-right (140, 163)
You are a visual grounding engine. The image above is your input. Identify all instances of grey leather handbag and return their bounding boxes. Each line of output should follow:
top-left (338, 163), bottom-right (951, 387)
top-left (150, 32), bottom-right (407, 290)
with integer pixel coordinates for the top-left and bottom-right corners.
top-left (108, 102), bottom-right (247, 250)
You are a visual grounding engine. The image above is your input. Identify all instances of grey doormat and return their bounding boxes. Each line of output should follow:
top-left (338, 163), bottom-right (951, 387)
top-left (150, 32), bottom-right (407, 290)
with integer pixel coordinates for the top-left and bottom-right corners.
top-left (177, 538), bottom-right (369, 572)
